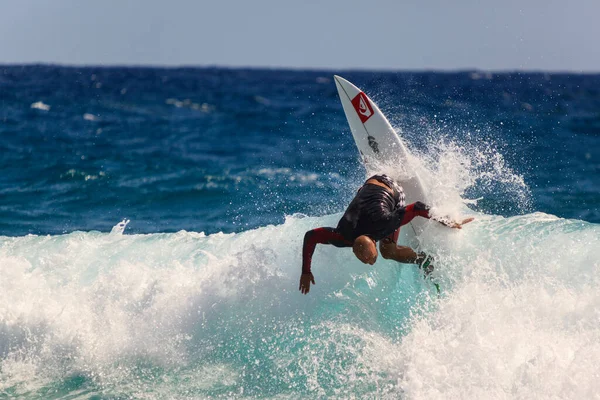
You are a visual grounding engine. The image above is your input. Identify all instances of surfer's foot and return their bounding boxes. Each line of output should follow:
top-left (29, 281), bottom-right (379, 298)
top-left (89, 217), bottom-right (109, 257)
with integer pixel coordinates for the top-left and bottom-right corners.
top-left (416, 253), bottom-right (434, 277)
top-left (417, 253), bottom-right (440, 294)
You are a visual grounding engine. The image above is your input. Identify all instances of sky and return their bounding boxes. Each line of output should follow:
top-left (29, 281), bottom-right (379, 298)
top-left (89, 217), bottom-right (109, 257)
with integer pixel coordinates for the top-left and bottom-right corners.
top-left (1, 0), bottom-right (599, 71)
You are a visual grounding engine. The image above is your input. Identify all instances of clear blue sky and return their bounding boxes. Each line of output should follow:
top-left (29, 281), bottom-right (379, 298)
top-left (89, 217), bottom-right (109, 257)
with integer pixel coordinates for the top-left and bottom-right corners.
top-left (2, 0), bottom-right (599, 71)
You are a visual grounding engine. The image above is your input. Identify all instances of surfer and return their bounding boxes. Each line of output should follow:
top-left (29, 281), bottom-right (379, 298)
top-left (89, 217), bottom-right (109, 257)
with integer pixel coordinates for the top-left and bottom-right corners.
top-left (299, 174), bottom-right (473, 294)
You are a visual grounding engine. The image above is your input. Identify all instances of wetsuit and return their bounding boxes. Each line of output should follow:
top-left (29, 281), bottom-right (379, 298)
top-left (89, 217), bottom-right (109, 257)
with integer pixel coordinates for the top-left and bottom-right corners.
top-left (302, 175), bottom-right (431, 274)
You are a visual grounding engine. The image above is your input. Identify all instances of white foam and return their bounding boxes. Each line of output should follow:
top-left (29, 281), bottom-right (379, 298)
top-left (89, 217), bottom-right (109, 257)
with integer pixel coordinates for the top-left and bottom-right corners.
top-left (0, 214), bottom-right (363, 389)
top-left (0, 212), bottom-right (598, 396)
top-left (30, 101), bottom-right (50, 111)
top-left (397, 259), bottom-right (600, 398)
top-left (110, 219), bottom-right (130, 235)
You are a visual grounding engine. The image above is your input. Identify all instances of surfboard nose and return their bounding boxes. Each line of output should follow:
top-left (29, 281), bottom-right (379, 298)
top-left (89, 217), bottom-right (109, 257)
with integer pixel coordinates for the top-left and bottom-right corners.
top-left (333, 75), bottom-right (361, 99)
top-left (333, 75), bottom-right (347, 86)
top-left (333, 75), bottom-right (343, 89)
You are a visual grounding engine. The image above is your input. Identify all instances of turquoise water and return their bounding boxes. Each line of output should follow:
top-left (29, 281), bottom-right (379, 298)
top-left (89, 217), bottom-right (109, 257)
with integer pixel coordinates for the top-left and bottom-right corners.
top-left (2, 213), bottom-right (599, 398)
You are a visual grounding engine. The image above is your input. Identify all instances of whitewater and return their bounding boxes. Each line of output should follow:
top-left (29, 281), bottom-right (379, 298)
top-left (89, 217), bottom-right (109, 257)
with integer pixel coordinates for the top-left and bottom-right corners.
top-left (1, 140), bottom-right (599, 400)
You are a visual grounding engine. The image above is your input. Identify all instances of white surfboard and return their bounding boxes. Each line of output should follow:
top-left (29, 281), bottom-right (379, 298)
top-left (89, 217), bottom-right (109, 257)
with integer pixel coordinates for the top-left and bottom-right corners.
top-left (334, 75), bottom-right (429, 237)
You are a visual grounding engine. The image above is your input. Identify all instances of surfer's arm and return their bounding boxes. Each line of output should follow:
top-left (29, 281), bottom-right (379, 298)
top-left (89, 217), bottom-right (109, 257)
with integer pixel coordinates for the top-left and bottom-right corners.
top-left (302, 227), bottom-right (352, 274)
top-left (435, 217), bottom-right (475, 229)
top-left (399, 202), bottom-right (473, 229)
top-left (398, 202), bottom-right (432, 226)
top-left (300, 227), bottom-right (351, 295)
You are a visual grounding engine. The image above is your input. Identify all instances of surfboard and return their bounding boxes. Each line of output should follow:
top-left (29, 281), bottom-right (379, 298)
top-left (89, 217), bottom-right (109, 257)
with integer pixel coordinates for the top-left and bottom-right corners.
top-left (333, 75), bottom-right (429, 237)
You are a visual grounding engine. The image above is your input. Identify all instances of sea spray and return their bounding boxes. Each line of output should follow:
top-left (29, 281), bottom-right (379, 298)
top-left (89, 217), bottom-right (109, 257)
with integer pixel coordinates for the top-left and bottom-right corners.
top-left (396, 215), bottom-right (600, 399)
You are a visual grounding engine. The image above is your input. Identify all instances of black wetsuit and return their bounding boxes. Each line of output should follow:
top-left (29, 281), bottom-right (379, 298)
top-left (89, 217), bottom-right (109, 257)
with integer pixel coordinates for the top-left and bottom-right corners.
top-left (302, 174), bottom-right (431, 274)
top-left (336, 174), bottom-right (406, 241)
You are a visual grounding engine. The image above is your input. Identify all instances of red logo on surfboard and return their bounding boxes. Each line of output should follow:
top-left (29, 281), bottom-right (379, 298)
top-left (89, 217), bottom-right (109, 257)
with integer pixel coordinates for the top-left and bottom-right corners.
top-left (351, 92), bottom-right (374, 123)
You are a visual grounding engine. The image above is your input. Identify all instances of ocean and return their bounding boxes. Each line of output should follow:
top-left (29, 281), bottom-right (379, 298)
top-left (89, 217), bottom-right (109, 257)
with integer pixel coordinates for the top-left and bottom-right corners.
top-left (0, 65), bottom-right (599, 399)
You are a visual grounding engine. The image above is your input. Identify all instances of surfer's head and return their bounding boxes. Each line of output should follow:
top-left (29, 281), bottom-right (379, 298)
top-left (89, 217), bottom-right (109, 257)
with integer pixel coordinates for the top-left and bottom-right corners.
top-left (353, 235), bottom-right (377, 265)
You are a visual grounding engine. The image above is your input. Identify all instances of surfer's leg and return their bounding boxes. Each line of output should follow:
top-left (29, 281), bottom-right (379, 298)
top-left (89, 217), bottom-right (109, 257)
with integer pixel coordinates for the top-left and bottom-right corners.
top-left (379, 229), bottom-right (438, 292)
top-left (379, 229), bottom-right (426, 264)
top-left (379, 239), bottom-right (419, 263)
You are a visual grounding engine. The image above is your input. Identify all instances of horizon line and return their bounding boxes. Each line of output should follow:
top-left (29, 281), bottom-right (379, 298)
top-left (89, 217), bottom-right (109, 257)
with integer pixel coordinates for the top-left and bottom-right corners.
top-left (1, 62), bottom-right (599, 75)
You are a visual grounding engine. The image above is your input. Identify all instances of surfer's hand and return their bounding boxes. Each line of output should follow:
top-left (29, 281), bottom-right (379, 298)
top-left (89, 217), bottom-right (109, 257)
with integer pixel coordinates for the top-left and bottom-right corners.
top-left (447, 217), bottom-right (474, 229)
top-left (299, 273), bottom-right (315, 295)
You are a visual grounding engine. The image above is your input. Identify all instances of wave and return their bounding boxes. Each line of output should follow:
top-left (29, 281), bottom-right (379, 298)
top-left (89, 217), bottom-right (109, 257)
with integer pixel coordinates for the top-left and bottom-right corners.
top-left (1, 211), bottom-right (599, 398)
top-left (0, 127), bottom-right (596, 398)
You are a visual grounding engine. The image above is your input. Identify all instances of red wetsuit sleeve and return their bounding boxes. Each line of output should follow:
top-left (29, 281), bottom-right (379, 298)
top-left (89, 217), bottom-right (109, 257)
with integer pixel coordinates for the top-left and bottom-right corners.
top-left (302, 227), bottom-right (352, 274)
top-left (385, 202), bottom-right (432, 243)
top-left (400, 202), bottom-right (431, 226)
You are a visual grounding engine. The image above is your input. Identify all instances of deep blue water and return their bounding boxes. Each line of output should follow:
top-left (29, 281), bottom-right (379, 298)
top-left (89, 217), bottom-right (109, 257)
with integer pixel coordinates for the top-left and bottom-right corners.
top-left (1, 66), bottom-right (598, 236)
top-left (1, 65), bottom-right (599, 399)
